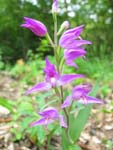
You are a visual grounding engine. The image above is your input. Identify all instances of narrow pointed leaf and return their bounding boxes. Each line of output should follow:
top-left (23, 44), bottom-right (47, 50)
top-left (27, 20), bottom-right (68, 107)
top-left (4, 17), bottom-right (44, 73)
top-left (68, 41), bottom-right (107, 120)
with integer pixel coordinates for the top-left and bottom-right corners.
top-left (69, 104), bottom-right (92, 142)
top-left (0, 97), bottom-right (14, 112)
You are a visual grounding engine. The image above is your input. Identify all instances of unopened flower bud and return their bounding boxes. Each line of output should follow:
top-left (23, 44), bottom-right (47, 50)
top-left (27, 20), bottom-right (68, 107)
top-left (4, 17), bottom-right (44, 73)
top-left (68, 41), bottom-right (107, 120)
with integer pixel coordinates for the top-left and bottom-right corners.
top-left (21, 17), bottom-right (47, 37)
top-left (52, 0), bottom-right (58, 14)
top-left (61, 21), bottom-right (70, 30)
top-left (57, 21), bottom-right (70, 36)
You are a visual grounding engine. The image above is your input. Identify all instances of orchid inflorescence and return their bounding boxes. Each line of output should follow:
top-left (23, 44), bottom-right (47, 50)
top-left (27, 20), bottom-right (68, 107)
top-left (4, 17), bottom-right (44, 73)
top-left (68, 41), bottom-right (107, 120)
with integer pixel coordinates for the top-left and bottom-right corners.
top-left (21, 0), bottom-right (103, 136)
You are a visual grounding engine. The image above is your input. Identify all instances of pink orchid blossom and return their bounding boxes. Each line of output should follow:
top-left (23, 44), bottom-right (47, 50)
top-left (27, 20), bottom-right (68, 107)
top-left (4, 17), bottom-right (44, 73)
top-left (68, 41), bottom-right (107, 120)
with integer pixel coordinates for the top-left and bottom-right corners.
top-left (62, 84), bottom-right (103, 108)
top-left (25, 58), bottom-right (84, 95)
top-left (59, 25), bottom-right (92, 49)
top-left (30, 107), bottom-right (67, 128)
top-left (21, 17), bottom-right (47, 36)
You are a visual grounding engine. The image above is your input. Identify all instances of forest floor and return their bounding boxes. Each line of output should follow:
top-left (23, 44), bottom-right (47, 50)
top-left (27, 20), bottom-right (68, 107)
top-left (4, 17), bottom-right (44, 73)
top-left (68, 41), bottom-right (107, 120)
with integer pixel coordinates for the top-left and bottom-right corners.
top-left (0, 72), bottom-right (113, 150)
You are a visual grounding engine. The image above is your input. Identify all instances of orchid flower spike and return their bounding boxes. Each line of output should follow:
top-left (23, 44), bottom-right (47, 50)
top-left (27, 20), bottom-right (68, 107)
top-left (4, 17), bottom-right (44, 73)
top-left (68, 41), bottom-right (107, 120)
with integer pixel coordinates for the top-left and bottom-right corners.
top-left (20, 17), bottom-right (47, 37)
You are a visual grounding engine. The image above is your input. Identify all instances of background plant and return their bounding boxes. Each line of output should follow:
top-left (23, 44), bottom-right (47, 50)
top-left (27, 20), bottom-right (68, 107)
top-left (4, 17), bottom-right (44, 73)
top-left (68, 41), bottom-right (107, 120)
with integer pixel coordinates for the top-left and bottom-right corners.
top-left (0, 0), bottom-right (113, 63)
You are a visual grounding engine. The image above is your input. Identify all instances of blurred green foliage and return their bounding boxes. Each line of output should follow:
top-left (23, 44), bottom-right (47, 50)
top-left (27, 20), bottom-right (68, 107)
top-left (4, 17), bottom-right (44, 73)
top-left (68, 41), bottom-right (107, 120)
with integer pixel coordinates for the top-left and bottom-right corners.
top-left (0, 0), bottom-right (113, 64)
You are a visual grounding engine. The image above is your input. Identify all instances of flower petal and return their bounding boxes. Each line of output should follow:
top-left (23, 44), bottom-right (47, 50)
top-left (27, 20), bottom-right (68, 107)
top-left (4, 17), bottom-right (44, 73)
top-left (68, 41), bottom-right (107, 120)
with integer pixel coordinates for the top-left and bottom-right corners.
top-left (64, 48), bottom-right (86, 60)
top-left (64, 48), bottom-right (86, 68)
top-left (65, 60), bottom-right (79, 68)
top-left (59, 115), bottom-right (67, 128)
top-left (72, 84), bottom-right (92, 99)
top-left (61, 95), bottom-right (72, 108)
top-left (63, 25), bottom-right (84, 35)
top-left (58, 74), bottom-right (84, 86)
top-left (44, 58), bottom-right (57, 76)
top-left (79, 96), bottom-right (103, 104)
top-left (44, 58), bottom-right (59, 83)
top-left (65, 39), bottom-right (91, 49)
top-left (30, 118), bottom-right (47, 126)
top-left (25, 82), bottom-right (51, 95)
top-left (59, 25), bottom-right (84, 47)
top-left (38, 107), bottom-right (59, 119)
top-left (60, 35), bottom-right (91, 49)
top-left (59, 25), bottom-right (92, 49)
top-left (86, 96), bottom-right (103, 104)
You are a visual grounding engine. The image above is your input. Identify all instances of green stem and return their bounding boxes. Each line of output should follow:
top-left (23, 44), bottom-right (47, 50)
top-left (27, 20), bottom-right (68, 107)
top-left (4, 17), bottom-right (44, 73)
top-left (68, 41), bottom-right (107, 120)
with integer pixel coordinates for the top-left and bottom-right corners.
top-left (68, 99), bottom-right (74, 113)
top-left (46, 33), bottom-right (54, 48)
top-left (53, 13), bottom-right (60, 73)
top-left (47, 126), bottom-right (58, 150)
top-left (53, 11), bottom-right (70, 142)
top-left (60, 86), bottom-right (70, 135)
top-left (59, 58), bottom-right (65, 73)
top-left (54, 14), bottom-right (58, 48)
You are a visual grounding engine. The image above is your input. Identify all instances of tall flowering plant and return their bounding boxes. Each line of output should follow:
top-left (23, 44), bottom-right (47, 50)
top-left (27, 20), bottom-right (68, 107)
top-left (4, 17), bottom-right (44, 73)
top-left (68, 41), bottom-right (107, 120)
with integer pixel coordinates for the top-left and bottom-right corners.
top-left (21, 0), bottom-right (103, 149)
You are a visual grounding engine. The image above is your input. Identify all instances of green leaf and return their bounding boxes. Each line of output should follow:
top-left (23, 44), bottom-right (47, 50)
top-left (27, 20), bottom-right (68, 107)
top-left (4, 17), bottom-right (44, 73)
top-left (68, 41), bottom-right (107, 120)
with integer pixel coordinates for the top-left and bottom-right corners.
top-left (11, 128), bottom-right (22, 141)
top-left (37, 126), bottom-right (45, 144)
top-left (62, 128), bottom-right (71, 150)
top-left (74, 145), bottom-right (81, 150)
top-left (28, 126), bottom-right (45, 145)
top-left (20, 117), bottom-right (35, 131)
top-left (0, 97), bottom-right (14, 112)
top-left (69, 104), bottom-right (92, 142)
top-left (18, 102), bottom-right (33, 114)
top-left (69, 82), bottom-right (100, 143)
top-left (41, 99), bottom-right (57, 110)
top-left (62, 128), bottom-right (82, 150)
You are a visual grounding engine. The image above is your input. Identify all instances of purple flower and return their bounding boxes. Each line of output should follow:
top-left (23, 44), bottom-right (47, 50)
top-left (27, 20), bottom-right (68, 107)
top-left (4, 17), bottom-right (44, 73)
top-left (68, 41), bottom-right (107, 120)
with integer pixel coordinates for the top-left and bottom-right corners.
top-left (59, 25), bottom-right (91, 68)
top-left (64, 48), bottom-right (86, 68)
top-left (52, 0), bottom-right (58, 13)
top-left (20, 17), bottom-right (47, 36)
top-left (25, 58), bottom-right (84, 95)
top-left (62, 84), bottom-right (103, 108)
top-left (43, 57), bottom-right (60, 87)
top-left (59, 25), bottom-right (92, 49)
top-left (30, 107), bottom-right (67, 128)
